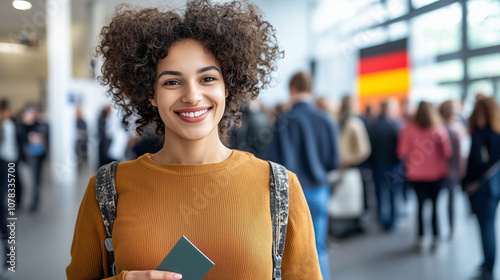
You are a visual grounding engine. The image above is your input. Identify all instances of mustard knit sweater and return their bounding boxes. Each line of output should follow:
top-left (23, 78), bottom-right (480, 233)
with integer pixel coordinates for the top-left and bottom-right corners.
top-left (66, 150), bottom-right (322, 279)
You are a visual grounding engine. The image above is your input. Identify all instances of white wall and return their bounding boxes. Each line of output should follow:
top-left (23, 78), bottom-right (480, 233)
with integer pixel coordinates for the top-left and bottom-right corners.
top-left (310, 0), bottom-right (363, 105)
top-left (252, 0), bottom-right (313, 106)
top-left (69, 78), bottom-right (111, 171)
top-left (0, 79), bottom-right (43, 113)
top-left (313, 30), bottom-right (357, 101)
top-left (0, 42), bottom-right (47, 112)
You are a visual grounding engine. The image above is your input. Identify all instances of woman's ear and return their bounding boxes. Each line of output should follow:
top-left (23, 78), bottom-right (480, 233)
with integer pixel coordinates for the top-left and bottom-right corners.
top-left (148, 94), bottom-right (157, 107)
top-left (225, 88), bottom-right (229, 98)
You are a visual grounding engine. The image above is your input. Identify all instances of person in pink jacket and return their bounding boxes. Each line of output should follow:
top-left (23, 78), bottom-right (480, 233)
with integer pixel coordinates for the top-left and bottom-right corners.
top-left (397, 101), bottom-right (452, 253)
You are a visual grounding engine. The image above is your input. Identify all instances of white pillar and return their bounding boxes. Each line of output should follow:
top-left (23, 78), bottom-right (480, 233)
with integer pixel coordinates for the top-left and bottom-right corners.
top-left (47, 0), bottom-right (76, 185)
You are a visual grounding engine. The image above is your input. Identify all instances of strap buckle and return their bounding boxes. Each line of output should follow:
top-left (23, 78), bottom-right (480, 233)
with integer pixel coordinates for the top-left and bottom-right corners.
top-left (272, 254), bottom-right (282, 280)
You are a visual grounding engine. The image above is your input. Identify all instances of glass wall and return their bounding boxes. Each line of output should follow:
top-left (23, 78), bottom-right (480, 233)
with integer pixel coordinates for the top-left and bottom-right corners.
top-left (313, 0), bottom-right (500, 111)
top-left (410, 3), bottom-right (462, 61)
top-left (386, 0), bottom-right (409, 19)
top-left (410, 3), bottom-right (463, 104)
top-left (467, 0), bottom-right (500, 49)
top-left (388, 21), bottom-right (408, 41)
top-left (497, 80), bottom-right (500, 104)
top-left (464, 79), bottom-right (496, 113)
top-left (412, 0), bottom-right (440, 9)
top-left (468, 53), bottom-right (500, 79)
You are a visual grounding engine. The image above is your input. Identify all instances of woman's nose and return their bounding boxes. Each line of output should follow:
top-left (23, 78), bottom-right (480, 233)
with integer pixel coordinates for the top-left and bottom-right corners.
top-left (181, 83), bottom-right (203, 105)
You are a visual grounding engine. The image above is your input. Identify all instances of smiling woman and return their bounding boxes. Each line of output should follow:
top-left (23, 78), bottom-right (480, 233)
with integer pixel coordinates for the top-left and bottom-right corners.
top-left (96, 0), bottom-right (281, 145)
top-left (150, 39), bottom-right (227, 148)
top-left (66, 1), bottom-right (323, 280)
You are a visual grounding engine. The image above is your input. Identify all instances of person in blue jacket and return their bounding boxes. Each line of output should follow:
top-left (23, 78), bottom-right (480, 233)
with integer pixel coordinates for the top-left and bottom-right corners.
top-left (266, 71), bottom-right (340, 280)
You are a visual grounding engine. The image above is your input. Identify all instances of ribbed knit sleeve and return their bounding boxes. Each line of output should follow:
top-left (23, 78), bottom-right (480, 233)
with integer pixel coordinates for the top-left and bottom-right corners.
top-left (282, 172), bottom-right (323, 279)
top-left (66, 176), bottom-right (128, 280)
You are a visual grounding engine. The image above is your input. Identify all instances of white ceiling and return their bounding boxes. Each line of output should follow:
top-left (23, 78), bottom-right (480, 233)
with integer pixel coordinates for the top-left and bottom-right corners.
top-left (0, 0), bottom-right (327, 44)
top-left (0, 0), bottom-right (188, 41)
top-left (0, 0), bottom-right (47, 38)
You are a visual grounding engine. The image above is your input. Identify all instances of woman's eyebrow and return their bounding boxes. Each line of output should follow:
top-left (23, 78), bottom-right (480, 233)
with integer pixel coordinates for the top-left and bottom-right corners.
top-left (157, 66), bottom-right (220, 80)
top-left (157, 70), bottom-right (182, 79)
top-left (197, 66), bottom-right (220, 74)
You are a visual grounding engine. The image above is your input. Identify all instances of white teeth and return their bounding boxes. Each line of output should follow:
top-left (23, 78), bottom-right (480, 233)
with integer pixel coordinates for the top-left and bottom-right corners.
top-left (179, 109), bottom-right (208, 118)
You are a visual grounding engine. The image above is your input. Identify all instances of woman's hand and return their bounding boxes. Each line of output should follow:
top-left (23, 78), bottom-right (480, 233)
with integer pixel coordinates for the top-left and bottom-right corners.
top-left (124, 270), bottom-right (182, 280)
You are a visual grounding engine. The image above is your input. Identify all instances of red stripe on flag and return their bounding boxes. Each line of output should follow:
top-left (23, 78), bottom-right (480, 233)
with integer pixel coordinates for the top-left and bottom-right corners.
top-left (358, 50), bottom-right (408, 75)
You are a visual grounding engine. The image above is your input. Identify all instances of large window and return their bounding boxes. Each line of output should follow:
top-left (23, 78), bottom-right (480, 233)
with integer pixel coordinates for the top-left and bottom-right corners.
top-left (411, 3), bottom-right (462, 62)
top-left (468, 53), bottom-right (500, 79)
top-left (412, 60), bottom-right (463, 103)
top-left (413, 60), bottom-right (464, 84)
top-left (352, 27), bottom-right (389, 49)
top-left (497, 80), bottom-right (500, 104)
top-left (386, 0), bottom-right (410, 19)
top-left (412, 0), bottom-right (440, 9)
top-left (410, 84), bottom-right (462, 103)
top-left (464, 79), bottom-right (497, 113)
top-left (468, 0), bottom-right (500, 49)
top-left (388, 21), bottom-right (409, 41)
top-left (314, 0), bottom-right (500, 109)
top-left (410, 3), bottom-right (463, 104)
top-left (467, 80), bottom-right (495, 97)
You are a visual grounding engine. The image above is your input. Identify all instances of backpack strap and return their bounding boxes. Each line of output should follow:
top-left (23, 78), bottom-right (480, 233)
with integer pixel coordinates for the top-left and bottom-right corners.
top-left (268, 161), bottom-right (289, 280)
top-left (95, 161), bottom-right (119, 277)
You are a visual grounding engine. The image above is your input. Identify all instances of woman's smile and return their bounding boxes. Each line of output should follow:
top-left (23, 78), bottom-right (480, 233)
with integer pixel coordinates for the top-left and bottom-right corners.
top-left (175, 106), bottom-right (213, 123)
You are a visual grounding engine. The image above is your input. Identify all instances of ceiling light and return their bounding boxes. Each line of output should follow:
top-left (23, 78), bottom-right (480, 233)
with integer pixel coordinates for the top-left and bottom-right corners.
top-left (12, 0), bottom-right (32, 10)
top-left (0, 43), bottom-right (28, 54)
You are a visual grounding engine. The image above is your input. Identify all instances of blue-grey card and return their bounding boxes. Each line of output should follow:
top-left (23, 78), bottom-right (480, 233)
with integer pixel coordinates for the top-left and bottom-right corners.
top-left (157, 236), bottom-right (214, 280)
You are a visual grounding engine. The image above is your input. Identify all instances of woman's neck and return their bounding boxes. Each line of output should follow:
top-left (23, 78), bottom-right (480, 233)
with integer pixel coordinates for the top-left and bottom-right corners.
top-left (151, 133), bottom-right (232, 165)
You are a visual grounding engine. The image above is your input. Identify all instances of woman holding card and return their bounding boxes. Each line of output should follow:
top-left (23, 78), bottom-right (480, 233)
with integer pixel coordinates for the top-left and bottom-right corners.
top-left (66, 0), bottom-right (322, 279)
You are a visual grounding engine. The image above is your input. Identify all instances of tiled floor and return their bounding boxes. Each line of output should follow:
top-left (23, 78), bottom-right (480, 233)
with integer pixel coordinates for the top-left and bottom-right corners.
top-left (1, 162), bottom-right (499, 280)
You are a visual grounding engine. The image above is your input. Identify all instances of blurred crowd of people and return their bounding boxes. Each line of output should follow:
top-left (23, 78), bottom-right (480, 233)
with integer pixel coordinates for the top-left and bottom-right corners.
top-left (0, 101), bottom-right (49, 214)
top-left (227, 73), bottom-right (499, 280)
top-left (0, 101), bottom-right (49, 268)
top-left (0, 100), bottom-right (163, 215)
top-left (0, 71), bottom-right (498, 279)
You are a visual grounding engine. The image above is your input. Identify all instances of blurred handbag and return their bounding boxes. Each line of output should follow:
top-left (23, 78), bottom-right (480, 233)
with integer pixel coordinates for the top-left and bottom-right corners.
top-left (463, 159), bottom-right (500, 196)
top-left (328, 168), bottom-right (364, 219)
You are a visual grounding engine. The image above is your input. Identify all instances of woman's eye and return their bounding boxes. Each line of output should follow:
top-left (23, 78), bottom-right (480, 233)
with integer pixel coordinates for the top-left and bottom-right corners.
top-left (163, 80), bottom-right (180, 86)
top-left (201, 76), bottom-right (216, 83)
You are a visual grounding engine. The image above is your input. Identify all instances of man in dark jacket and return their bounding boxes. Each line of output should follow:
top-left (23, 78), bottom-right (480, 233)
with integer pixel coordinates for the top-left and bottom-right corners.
top-left (266, 71), bottom-right (340, 280)
top-left (368, 100), bottom-right (402, 231)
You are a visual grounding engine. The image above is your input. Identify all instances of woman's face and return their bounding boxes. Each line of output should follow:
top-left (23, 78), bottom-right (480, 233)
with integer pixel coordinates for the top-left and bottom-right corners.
top-left (151, 39), bottom-right (226, 143)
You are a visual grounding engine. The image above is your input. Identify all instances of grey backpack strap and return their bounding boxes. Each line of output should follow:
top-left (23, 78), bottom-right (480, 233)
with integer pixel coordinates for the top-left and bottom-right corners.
top-left (95, 161), bottom-right (119, 276)
top-left (268, 161), bottom-right (289, 280)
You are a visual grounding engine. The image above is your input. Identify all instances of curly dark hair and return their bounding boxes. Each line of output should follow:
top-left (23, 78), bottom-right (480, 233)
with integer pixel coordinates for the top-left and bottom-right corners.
top-left (96, 0), bottom-right (282, 141)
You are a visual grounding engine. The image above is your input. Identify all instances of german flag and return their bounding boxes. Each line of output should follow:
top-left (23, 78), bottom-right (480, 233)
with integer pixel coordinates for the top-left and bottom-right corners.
top-left (357, 39), bottom-right (410, 113)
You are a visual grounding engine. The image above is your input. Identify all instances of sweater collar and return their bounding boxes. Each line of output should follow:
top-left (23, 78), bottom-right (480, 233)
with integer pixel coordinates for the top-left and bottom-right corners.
top-left (137, 149), bottom-right (247, 176)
